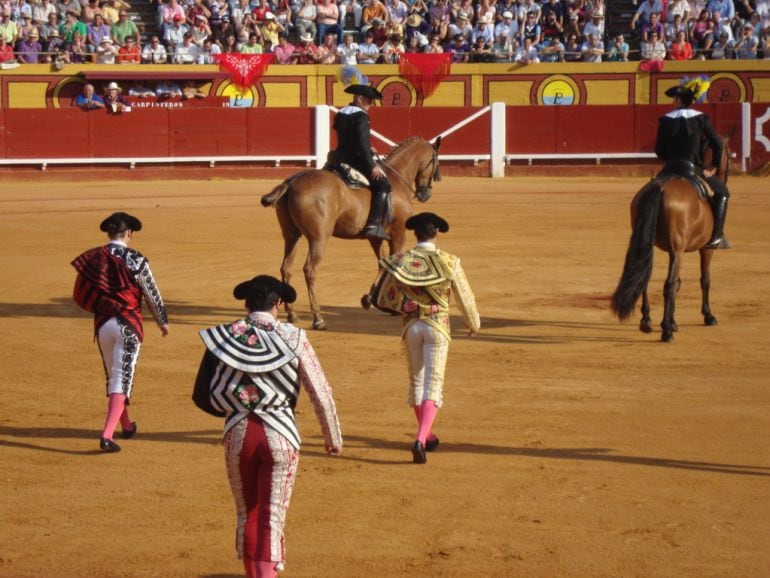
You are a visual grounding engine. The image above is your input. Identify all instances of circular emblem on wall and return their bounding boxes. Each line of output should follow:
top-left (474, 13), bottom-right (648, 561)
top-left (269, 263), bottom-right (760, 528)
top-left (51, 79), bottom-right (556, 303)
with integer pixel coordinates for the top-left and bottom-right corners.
top-left (378, 78), bottom-right (415, 107)
top-left (219, 82), bottom-right (259, 107)
top-left (706, 74), bottom-right (745, 103)
top-left (53, 78), bottom-right (86, 109)
top-left (537, 75), bottom-right (580, 106)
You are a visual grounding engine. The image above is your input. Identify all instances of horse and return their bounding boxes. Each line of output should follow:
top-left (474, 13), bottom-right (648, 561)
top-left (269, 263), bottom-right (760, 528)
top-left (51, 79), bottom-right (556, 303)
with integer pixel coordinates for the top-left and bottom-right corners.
top-left (260, 136), bottom-right (442, 330)
top-left (610, 136), bottom-right (730, 342)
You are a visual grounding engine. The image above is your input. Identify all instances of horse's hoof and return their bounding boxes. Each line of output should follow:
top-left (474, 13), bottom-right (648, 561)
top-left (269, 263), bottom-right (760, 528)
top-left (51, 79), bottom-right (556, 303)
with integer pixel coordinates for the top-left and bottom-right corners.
top-left (704, 315), bottom-right (718, 326)
top-left (661, 332), bottom-right (674, 342)
top-left (671, 322), bottom-right (679, 332)
top-left (312, 319), bottom-right (327, 331)
top-left (361, 294), bottom-right (372, 310)
top-left (639, 321), bottom-right (653, 333)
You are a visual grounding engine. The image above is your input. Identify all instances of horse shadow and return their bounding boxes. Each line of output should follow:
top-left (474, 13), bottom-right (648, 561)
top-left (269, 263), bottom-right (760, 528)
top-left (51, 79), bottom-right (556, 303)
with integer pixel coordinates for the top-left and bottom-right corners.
top-left (300, 434), bottom-right (770, 477)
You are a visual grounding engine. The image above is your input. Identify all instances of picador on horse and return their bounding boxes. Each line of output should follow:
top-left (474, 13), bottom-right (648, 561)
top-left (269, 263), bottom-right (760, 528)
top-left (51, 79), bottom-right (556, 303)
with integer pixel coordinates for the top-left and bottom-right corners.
top-left (325, 82), bottom-right (393, 241)
top-left (655, 77), bottom-right (730, 249)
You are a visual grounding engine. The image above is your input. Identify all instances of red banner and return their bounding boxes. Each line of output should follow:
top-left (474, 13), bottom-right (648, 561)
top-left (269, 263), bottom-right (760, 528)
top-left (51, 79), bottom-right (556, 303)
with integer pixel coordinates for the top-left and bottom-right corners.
top-left (399, 53), bottom-right (452, 99)
top-left (214, 54), bottom-right (275, 89)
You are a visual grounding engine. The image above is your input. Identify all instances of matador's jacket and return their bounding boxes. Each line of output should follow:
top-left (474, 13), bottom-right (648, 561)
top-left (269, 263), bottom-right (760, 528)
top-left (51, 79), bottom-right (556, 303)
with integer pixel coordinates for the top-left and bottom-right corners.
top-left (71, 242), bottom-right (168, 341)
top-left (371, 243), bottom-right (481, 339)
top-left (193, 311), bottom-right (342, 451)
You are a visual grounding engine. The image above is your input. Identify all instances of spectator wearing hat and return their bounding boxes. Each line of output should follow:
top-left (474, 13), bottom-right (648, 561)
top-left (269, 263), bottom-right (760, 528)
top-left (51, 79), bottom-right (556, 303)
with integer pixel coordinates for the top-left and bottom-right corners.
top-left (294, 31), bottom-right (320, 62)
top-left (58, 9), bottom-right (85, 43)
top-left (104, 81), bottom-right (131, 112)
top-left (494, 10), bottom-right (518, 44)
top-left (44, 27), bottom-right (66, 59)
top-left (95, 35), bottom-right (118, 62)
top-left (15, 27), bottom-right (42, 62)
top-left (142, 34), bottom-right (167, 63)
top-left (260, 12), bottom-right (284, 48)
top-left (0, 10), bottom-right (18, 45)
top-left (582, 7), bottom-right (604, 41)
top-left (186, 0), bottom-right (211, 27)
top-left (563, 8), bottom-right (581, 40)
top-left (86, 13), bottom-right (110, 51)
top-left (366, 212), bottom-right (479, 464)
top-left (735, 22), bottom-right (759, 58)
top-left (161, 0), bottom-right (185, 33)
top-left (329, 82), bottom-right (391, 240)
top-left (71, 212), bottom-right (168, 454)
top-left (368, 16), bottom-right (389, 46)
top-left (404, 12), bottom-right (429, 43)
top-left (193, 274), bottom-right (342, 578)
top-left (111, 8), bottom-right (139, 45)
top-left (117, 34), bottom-right (140, 62)
top-left (213, 13), bottom-right (236, 44)
top-left (164, 13), bottom-right (188, 50)
top-left (316, 0), bottom-right (340, 43)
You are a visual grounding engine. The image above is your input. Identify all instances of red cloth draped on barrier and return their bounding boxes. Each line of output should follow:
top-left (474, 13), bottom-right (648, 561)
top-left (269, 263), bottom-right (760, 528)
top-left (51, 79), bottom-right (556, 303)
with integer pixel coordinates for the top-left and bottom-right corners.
top-left (639, 60), bottom-right (665, 73)
top-left (399, 53), bottom-right (453, 99)
top-left (214, 54), bottom-right (275, 89)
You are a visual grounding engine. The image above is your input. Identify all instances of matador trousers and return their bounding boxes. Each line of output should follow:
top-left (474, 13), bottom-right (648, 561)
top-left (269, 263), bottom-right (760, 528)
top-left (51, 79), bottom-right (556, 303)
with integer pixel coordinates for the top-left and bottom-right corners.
top-left (404, 320), bottom-right (449, 408)
top-left (224, 414), bottom-right (299, 566)
top-left (97, 317), bottom-right (141, 399)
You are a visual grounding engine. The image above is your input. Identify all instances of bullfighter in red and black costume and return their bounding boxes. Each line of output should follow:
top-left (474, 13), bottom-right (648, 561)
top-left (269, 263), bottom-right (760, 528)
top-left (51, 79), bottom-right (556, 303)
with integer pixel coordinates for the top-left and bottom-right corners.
top-left (71, 212), bottom-right (169, 453)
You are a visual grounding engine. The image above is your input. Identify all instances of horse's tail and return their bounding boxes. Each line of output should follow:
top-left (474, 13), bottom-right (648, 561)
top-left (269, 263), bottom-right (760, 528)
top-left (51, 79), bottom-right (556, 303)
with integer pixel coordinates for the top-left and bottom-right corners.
top-left (611, 183), bottom-right (664, 321)
top-left (261, 181), bottom-right (290, 208)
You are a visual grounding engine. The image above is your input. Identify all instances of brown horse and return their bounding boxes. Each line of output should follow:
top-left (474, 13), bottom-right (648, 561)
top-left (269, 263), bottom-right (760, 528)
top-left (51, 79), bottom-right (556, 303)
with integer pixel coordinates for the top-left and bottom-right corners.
top-left (611, 136), bottom-right (730, 342)
top-left (261, 136), bottom-right (442, 329)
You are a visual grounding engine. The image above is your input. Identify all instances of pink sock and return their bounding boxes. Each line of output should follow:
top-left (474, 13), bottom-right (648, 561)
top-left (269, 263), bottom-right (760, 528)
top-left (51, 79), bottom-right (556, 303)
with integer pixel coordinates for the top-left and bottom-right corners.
top-left (101, 393), bottom-right (126, 440)
top-left (414, 404), bottom-right (437, 442)
top-left (417, 400), bottom-right (439, 445)
top-left (256, 561), bottom-right (276, 578)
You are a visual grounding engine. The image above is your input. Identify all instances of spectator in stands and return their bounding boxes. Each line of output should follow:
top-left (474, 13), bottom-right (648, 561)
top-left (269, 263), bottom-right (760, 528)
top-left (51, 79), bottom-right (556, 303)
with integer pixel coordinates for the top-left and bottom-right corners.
top-left (174, 32), bottom-right (200, 62)
top-left (735, 21), bottom-right (759, 56)
top-left (447, 32), bottom-right (469, 61)
top-left (128, 79), bottom-right (155, 97)
top-left (423, 31), bottom-right (444, 52)
top-left (380, 30), bottom-right (404, 61)
top-left (317, 0), bottom-right (340, 43)
top-left (95, 35), bottom-right (118, 62)
top-left (519, 10), bottom-right (541, 46)
top-left (541, 0), bottom-right (563, 27)
top-left (607, 33), bottom-right (629, 61)
top-left (470, 35), bottom-right (492, 60)
top-left (387, 0), bottom-right (409, 32)
top-left (476, 0), bottom-right (496, 25)
top-left (229, 0), bottom-right (248, 29)
top-left (294, 0), bottom-right (318, 41)
top-left (87, 13), bottom-right (110, 51)
top-left (317, 28), bottom-right (338, 62)
top-left (102, 0), bottom-right (129, 26)
top-left (213, 14), bottom-right (235, 44)
top-left (82, 0), bottom-right (103, 25)
top-left (16, 26), bottom-right (41, 61)
top-left (271, 0), bottom-right (292, 35)
top-left (362, 0), bottom-right (388, 30)
top-left (295, 31), bottom-right (320, 61)
top-left (665, 13), bottom-right (688, 46)
top-left (404, 13), bottom-right (428, 44)
top-left (631, 0), bottom-right (664, 38)
top-left (191, 14), bottom-right (211, 47)
top-left (156, 79), bottom-right (182, 97)
top-left (706, 0), bottom-right (735, 25)
top-left (580, 32), bottom-right (603, 61)
top-left (56, 0), bottom-right (81, 20)
top-left (514, 35), bottom-right (538, 62)
top-left (239, 31), bottom-right (262, 54)
top-left (641, 30), bottom-right (666, 60)
top-left (40, 11), bottom-right (59, 42)
top-left (237, 13), bottom-right (262, 45)
top-left (197, 37), bottom-right (221, 62)
top-left (540, 10), bottom-right (562, 42)
top-left (261, 12), bottom-right (284, 48)
top-left (493, 10), bottom-right (517, 42)
top-left (187, 0), bottom-right (211, 27)
top-left (183, 80), bottom-right (206, 99)
top-left (563, 10), bottom-right (581, 40)
top-left (18, 15), bottom-right (36, 41)
top-left (357, 29), bottom-right (380, 61)
top-left (221, 32), bottom-right (239, 53)
top-left (68, 31), bottom-right (89, 62)
top-left (337, 32), bottom-right (358, 63)
top-left (582, 8), bottom-right (603, 41)
top-left (32, 0), bottom-right (56, 27)
top-left (668, 29), bottom-right (694, 58)
top-left (471, 13), bottom-right (494, 45)
top-left (164, 14), bottom-right (187, 49)
top-left (0, 35), bottom-right (15, 62)
top-left (563, 32), bottom-right (582, 61)
top-left (104, 81), bottom-right (131, 113)
top-left (641, 11), bottom-right (664, 42)
top-left (74, 82), bottom-right (106, 109)
top-left (495, 0), bottom-right (518, 24)
top-left (273, 33), bottom-right (296, 63)
top-left (59, 9), bottom-right (85, 43)
top-left (538, 33), bottom-right (564, 61)
top-left (667, 0), bottom-right (692, 24)
top-left (710, 28), bottom-right (734, 57)
top-left (161, 0), bottom-right (185, 33)
top-left (760, 27), bottom-right (770, 58)
top-left (691, 9), bottom-right (716, 56)
top-left (368, 16), bottom-right (388, 46)
top-left (251, 0), bottom-right (274, 27)
top-left (755, 0), bottom-right (770, 31)
top-left (449, 11), bottom-right (473, 42)
top-left (112, 8), bottom-right (139, 45)
top-left (142, 34), bottom-right (167, 62)
top-left (118, 34), bottom-right (140, 62)
top-left (520, 0), bottom-right (540, 22)
top-left (340, 0), bottom-right (364, 32)
top-left (1, 10), bottom-right (19, 45)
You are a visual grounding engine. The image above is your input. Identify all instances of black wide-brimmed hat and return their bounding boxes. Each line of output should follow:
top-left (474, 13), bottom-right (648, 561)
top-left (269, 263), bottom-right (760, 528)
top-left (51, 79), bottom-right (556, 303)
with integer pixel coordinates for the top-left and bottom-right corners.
top-left (344, 83), bottom-right (383, 100)
top-left (406, 212), bottom-right (449, 233)
top-left (100, 211), bottom-right (142, 233)
top-left (233, 275), bottom-right (297, 304)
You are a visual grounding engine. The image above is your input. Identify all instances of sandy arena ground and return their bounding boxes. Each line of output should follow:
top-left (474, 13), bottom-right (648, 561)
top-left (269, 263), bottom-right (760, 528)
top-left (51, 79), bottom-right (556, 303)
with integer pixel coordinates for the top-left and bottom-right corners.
top-left (0, 175), bottom-right (768, 577)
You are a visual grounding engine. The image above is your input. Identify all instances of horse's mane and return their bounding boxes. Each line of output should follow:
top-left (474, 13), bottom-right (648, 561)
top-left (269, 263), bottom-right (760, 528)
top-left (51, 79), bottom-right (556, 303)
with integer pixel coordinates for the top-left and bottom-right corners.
top-left (385, 136), bottom-right (425, 164)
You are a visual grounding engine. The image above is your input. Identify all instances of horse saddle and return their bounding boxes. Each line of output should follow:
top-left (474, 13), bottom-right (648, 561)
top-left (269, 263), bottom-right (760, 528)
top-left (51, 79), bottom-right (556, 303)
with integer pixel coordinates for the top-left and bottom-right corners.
top-left (323, 154), bottom-right (370, 189)
top-left (658, 160), bottom-right (714, 201)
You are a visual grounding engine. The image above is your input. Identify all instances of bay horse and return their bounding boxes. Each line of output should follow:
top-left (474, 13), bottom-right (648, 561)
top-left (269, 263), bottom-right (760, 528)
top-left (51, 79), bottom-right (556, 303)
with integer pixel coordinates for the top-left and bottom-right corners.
top-left (261, 136), bottom-right (442, 330)
top-left (611, 135), bottom-right (730, 342)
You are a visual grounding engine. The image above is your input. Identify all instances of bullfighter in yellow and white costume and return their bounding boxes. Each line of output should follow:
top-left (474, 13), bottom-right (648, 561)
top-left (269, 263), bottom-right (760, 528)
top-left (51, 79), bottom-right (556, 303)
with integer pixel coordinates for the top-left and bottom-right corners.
top-left (367, 212), bottom-right (480, 464)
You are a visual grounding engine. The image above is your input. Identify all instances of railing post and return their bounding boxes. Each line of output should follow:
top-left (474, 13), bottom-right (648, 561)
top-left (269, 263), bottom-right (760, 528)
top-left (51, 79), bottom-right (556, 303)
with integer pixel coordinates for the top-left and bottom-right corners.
top-left (315, 105), bottom-right (330, 170)
top-left (490, 102), bottom-right (506, 178)
top-left (741, 102), bottom-right (750, 173)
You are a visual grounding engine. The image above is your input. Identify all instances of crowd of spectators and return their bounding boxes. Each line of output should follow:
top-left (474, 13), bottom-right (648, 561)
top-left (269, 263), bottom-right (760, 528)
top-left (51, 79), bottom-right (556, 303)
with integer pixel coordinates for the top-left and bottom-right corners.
top-left (0, 0), bottom-right (768, 65)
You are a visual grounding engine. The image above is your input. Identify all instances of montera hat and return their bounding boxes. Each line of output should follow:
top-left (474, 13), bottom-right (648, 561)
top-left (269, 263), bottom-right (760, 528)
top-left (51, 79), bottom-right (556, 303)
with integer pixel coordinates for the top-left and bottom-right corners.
top-left (100, 211), bottom-right (142, 233)
top-left (344, 83), bottom-right (383, 100)
top-left (233, 275), bottom-right (297, 304)
top-left (664, 75), bottom-right (710, 104)
top-left (405, 212), bottom-right (449, 233)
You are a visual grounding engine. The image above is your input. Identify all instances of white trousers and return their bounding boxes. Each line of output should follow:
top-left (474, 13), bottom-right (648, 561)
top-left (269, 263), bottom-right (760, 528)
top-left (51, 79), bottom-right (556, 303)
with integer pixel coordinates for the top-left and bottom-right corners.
top-left (404, 321), bottom-right (449, 408)
top-left (97, 317), bottom-right (141, 398)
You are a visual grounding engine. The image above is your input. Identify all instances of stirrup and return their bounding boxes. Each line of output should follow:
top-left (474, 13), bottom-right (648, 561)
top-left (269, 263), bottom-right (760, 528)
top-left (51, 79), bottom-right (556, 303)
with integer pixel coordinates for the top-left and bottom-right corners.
top-left (704, 236), bottom-right (723, 249)
top-left (362, 225), bottom-right (390, 241)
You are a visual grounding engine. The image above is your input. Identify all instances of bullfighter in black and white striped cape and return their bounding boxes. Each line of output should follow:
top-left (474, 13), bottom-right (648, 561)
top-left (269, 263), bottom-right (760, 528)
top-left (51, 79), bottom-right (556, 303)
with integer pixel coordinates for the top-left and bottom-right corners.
top-left (193, 275), bottom-right (342, 578)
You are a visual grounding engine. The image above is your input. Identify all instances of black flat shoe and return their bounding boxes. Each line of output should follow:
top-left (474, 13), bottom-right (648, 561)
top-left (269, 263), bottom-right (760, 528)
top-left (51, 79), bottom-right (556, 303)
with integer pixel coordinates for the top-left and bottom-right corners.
top-left (425, 436), bottom-right (440, 452)
top-left (411, 440), bottom-right (427, 464)
top-left (121, 422), bottom-right (137, 440)
top-left (100, 438), bottom-right (121, 453)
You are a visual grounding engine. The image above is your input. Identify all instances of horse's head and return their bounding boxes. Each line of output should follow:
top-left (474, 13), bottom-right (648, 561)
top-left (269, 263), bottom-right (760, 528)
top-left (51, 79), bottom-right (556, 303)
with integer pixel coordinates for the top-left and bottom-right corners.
top-left (414, 136), bottom-right (442, 203)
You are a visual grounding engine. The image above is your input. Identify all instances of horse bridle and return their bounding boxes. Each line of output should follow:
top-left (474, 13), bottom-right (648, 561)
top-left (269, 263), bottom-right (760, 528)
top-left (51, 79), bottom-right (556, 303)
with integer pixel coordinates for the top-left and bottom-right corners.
top-left (380, 148), bottom-right (439, 201)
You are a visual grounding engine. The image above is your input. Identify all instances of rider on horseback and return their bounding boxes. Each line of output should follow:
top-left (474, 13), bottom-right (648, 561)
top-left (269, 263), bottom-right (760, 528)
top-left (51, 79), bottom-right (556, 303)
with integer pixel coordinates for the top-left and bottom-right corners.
top-left (655, 76), bottom-right (730, 249)
top-left (329, 83), bottom-right (393, 241)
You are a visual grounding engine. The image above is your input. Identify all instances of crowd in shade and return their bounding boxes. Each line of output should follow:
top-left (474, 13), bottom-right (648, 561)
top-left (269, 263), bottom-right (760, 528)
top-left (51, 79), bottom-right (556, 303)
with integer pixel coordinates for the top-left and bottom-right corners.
top-left (0, 0), bottom-right (769, 65)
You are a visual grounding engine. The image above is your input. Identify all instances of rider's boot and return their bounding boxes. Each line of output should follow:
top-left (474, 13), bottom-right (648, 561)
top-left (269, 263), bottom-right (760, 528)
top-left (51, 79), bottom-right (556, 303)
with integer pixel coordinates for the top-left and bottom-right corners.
top-left (705, 195), bottom-right (728, 249)
top-left (362, 190), bottom-right (390, 241)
